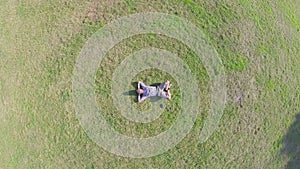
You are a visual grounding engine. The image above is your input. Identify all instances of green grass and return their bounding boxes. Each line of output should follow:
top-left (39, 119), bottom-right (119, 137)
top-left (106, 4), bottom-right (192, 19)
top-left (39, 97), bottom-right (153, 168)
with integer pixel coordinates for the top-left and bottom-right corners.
top-left (1, 0), bottom-right (300, 168)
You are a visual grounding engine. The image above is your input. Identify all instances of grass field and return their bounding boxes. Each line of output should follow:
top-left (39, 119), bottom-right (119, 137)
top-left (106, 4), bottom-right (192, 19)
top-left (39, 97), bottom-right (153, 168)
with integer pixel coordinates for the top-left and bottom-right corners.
top-left (1, 0), bottom-right (300, 168)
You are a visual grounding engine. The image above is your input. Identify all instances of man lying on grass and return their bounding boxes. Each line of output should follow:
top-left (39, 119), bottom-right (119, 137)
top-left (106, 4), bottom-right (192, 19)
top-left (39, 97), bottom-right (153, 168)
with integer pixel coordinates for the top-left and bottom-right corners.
top-left (136, 80), bottom-right (172, 103)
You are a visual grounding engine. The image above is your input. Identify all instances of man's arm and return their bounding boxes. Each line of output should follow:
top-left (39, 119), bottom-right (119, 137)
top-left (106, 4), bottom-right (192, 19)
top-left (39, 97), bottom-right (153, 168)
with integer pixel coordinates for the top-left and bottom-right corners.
top-left (138, 95), bottom-right (148, 103)
top-left (138, 93), bottom-right (141, 102)
top-left (138, 81), bottom-right (141, 89)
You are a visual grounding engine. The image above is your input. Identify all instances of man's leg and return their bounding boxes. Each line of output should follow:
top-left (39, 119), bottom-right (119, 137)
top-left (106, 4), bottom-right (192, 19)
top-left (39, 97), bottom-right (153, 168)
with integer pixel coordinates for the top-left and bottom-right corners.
top-left (159, 80), bottom-right (170, 90)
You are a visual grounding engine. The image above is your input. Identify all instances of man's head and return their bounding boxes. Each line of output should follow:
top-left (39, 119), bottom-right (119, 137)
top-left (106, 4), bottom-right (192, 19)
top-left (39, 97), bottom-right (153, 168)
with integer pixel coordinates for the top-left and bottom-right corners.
top-left (136, 89), bottom-right (144, 94)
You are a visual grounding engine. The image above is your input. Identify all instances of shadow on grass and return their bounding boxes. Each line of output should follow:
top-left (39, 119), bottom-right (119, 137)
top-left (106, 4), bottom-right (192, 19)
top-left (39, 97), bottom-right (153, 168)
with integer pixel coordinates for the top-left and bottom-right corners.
top-left (281, 113), bottom-right (300, 169)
